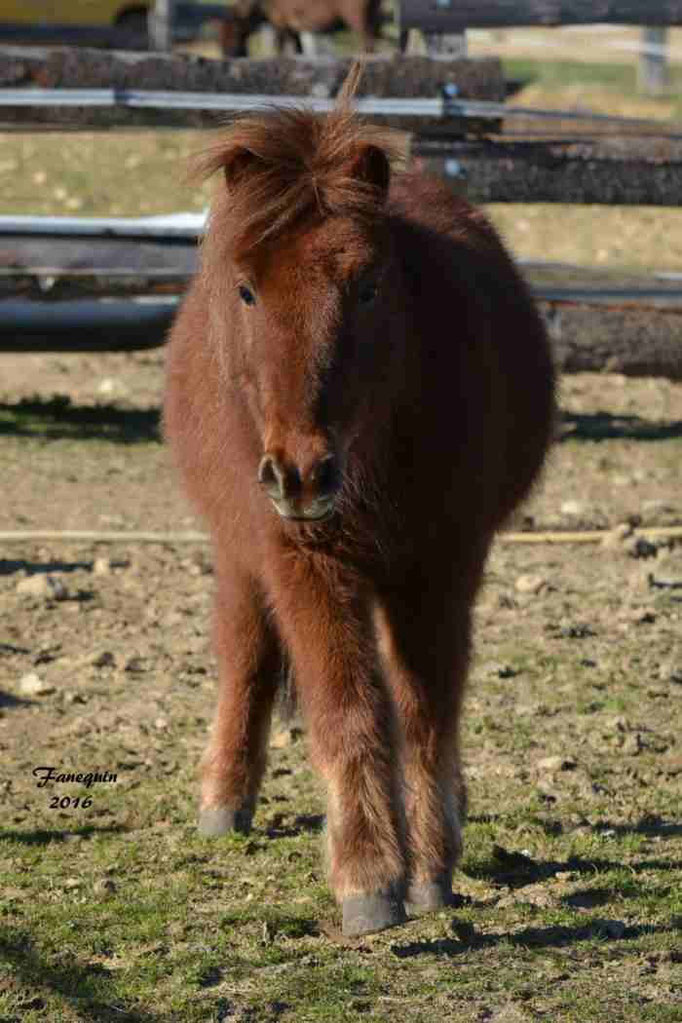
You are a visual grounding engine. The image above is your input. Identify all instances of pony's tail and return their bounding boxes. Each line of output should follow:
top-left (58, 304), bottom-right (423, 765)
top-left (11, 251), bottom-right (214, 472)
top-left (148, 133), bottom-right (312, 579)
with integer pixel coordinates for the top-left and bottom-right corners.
top-left (275, 659), bottom-right (299, 725)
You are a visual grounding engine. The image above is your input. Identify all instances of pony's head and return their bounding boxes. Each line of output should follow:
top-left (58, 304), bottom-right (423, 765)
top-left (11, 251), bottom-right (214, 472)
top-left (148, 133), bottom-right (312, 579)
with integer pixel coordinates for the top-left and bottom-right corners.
top-left (197, 66), bottom-right (407, 523)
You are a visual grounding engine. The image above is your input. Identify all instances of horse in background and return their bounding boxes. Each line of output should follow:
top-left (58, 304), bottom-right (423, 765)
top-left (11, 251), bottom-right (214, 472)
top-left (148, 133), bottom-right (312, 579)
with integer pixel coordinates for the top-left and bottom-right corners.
top-left (219, 0), bottom-right (384, 56)
top-left (164, 64), bottom-right (555, 937)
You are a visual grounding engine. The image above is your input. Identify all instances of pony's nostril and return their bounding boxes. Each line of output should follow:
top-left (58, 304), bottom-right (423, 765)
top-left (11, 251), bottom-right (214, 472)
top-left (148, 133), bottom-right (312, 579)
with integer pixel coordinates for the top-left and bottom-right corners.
top-left (310, 455), bottom-right (340, 498)
top-left (258, 454), bottom-right (286, 499)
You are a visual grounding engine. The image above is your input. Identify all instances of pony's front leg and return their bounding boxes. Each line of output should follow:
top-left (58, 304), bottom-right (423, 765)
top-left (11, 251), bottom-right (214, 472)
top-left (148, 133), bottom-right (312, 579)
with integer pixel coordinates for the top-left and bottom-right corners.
top-left (375, 575), bottom-right (474, 913)
top-left (268, 554), bottom-right (408, 937)
top-left (199, 566), bottom-right (282, 836)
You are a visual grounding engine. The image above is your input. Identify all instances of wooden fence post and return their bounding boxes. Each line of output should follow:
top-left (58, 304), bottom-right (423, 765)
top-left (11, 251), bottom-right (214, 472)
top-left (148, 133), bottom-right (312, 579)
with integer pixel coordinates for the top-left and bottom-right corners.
top-left (638, 27), bottom-right (668, 95)
top-left (149, 0), bottom-right (176, 52)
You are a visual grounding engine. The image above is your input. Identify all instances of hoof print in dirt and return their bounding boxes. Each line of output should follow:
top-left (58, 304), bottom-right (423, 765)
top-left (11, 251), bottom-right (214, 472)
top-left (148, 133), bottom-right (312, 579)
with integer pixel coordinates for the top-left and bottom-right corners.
top-left (198, 806), bottom-right (253, 837)
top-left (342, 886), bottom-right (407, 937)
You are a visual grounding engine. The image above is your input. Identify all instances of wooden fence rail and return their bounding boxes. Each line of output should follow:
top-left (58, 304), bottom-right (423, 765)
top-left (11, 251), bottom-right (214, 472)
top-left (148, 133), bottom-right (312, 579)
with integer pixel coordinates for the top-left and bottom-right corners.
top-left (400, 0), bottom-right (682, 34)
top-left (1, 37), bottom-right (681, 370)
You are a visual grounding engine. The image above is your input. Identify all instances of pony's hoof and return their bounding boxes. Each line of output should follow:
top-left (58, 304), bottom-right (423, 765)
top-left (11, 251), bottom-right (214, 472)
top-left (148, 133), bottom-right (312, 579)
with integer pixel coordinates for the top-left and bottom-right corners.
top-left (405, 873), bottom-right (454, 914)
top-left (198, 806), bottom-right (253, 836)
top-left (342, 887), bottom-right (407, 937)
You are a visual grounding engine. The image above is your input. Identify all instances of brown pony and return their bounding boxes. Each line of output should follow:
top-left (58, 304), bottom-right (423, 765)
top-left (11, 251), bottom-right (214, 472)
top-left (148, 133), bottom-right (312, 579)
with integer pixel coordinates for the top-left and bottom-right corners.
top-left (164, 66), bottom-right (555, 937)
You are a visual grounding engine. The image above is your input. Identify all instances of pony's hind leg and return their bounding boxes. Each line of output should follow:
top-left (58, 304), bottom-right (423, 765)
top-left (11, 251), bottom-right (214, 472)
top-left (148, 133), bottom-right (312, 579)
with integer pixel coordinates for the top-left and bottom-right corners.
top-left (199, 566), bottom-right (282, 837)
top-left (375, 573), bottom-right (474, 913)
top-left (267, 555), bottom-right (408, 937)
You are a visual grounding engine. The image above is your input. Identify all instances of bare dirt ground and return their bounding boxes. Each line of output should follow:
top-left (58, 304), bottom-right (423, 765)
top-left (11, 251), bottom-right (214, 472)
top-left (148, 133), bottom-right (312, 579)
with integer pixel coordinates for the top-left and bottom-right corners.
top-left (1, 349), bottom-right (681, 1021)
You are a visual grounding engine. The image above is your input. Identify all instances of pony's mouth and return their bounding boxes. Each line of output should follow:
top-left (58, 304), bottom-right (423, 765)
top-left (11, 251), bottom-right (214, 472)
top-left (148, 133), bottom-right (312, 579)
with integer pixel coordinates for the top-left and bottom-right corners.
top-left (271, 497), bottom-right (337, 522)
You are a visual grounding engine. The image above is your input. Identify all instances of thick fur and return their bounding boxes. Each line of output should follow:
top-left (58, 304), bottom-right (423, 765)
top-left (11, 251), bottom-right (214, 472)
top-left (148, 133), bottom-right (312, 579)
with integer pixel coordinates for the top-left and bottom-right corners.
top-left (164, 76), bottom-right (555, 909)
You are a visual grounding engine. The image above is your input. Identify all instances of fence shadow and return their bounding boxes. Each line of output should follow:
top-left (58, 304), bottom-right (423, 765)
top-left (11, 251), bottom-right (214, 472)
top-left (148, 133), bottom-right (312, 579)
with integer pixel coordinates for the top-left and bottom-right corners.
top-left (0, 397), bottom-right (160, 443)
top-left (0, 928), bottom-right (167, 1023)
top-left (1, 558), bottom-right (95, 576)
top-left (464, 847), bottom-right (682, 889)
top-left (559, 410), bottom-right (682, 442)
top-left (0, 688), bottom-right (33, 709)
top-left (391, 919), bottom-right (673, 959)
top-left (0, 825), bottom-right (128, 846)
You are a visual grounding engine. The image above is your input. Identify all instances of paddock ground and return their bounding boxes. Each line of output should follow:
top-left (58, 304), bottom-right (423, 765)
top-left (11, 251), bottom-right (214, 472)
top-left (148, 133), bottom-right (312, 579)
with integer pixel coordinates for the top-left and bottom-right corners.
top-left (1, 348), bottom-right (681, 1023)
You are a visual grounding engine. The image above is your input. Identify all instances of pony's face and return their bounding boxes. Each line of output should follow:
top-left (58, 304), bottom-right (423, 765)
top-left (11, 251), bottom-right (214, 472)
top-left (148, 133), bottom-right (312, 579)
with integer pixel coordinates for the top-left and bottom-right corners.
top-left (229, 214), bottom-right (396, 522)
top-left (197, 100), bottom-right (403, 523)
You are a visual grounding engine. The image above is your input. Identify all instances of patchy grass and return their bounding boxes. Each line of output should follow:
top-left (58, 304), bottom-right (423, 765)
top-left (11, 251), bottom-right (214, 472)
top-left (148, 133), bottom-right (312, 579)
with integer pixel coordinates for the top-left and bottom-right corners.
top-left (1, 370), bottom-right (681, 1021)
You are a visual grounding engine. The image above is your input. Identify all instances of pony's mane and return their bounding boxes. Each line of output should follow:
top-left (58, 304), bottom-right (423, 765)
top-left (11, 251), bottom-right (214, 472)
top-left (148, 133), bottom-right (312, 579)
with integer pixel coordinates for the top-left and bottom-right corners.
top-left (195, 63), bottom-right (407, 256)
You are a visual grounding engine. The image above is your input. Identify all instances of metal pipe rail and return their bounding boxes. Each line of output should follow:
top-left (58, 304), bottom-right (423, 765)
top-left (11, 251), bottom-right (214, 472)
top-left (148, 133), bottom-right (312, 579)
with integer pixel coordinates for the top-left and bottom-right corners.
top-left (1, 87), bottom-right (682, 138)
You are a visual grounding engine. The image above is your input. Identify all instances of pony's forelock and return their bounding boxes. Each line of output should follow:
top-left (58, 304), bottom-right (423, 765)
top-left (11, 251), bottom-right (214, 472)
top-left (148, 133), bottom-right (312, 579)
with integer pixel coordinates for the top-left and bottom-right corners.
top-left (193, 63), bottom-right (408, 258)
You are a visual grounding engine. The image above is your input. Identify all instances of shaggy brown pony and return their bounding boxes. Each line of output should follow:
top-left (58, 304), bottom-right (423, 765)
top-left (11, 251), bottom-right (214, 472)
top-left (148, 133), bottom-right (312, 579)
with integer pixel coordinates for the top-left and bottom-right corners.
top-left (164, 65), bottom-right (555, 937)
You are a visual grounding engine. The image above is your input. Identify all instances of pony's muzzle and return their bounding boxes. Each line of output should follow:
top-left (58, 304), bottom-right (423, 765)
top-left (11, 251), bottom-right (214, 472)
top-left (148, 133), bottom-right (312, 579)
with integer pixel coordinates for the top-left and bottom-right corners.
top-left (258, 451), bottom-right (340, 521)
top-left (258, 451), bottom-right (340, 520)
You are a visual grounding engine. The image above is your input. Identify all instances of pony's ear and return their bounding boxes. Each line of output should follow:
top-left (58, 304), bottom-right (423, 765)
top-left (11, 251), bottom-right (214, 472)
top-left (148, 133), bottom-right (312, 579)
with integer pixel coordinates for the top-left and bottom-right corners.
top-left (347, 144), bottom-right (390, 201)
top-left (222, 147), bottom-right (261, 192)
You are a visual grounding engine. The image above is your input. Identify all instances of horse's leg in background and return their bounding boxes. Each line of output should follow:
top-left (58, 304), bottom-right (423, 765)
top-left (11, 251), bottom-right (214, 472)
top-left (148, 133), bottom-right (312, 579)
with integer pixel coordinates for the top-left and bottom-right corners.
top-left (298, 30), bottom-right (318, 55)
top-left (339, 0), bottom-right (378, 51)
top-left (268, 557), bottom-right (408, 936)
top-left (199, 563), bottom-right (283, 836)
top-left (275, 26), bottom-right (303, 54)
top-left (375, 565), bottom-right (479, 911)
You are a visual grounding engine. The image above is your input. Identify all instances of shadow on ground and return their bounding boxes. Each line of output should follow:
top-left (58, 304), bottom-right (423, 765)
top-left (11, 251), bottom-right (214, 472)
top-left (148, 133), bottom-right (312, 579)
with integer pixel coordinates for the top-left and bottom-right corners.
top-left (559, 410), bottom-right (682, 442)
top-left (0, 397), bottom-right (160, 443)
top-left (0, 929), bottom-right (165, 1023)
top-left (0, 825), bottom-right (128, 846)
top-left (464, 836), bottom-right (682, 889)
top-left (3, 400), bottom-right (682, 446)
top-left (391, 919), bottom-right (674, 959)
top-left (0, 687), bottom-right (33, 709)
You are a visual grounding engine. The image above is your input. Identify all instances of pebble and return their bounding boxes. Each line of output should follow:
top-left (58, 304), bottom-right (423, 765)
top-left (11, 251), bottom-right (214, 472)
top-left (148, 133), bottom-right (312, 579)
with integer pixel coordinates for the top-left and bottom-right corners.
top-left (19, 672), bottom-right (55, 696)
top-left (270, 727), bottom-right (303, 749)
top-left (561, 499), bottom-right (584, 517)
top-left (92, 557), bottom-right (112, 577)
top-left (125, 657), bottom-right (146, 674)
top-left (98, 378), bottom-right (120, 396)
top-left (515, 574), bottom-right (548, 595)
top-left (625, 536), bottom-right (658, 559)
top-left (93, 878), bottom-right (117, 896)
top-left (537, 755), bottom-right (577, 772)
top-left (16, 574), bottom-right (68, 600)
top-left (93, 651), bottom-right (116, 669)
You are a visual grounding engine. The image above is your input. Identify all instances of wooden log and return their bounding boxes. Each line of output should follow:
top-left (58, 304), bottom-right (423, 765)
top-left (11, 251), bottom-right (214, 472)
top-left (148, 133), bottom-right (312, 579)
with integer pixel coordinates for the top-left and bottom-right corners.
top-left (0, 236), bottom-right (198, 282)
top-left (416, 136), bottom-right (682, 206)
top-left (540, 300), bottom-right (682, 380)
top-left (2, 294), bottom-right (680, 377)
top-left (0, 298), bottom-right (176, 351)
top-left (2, 245), bottom-right (682, 378)
top-left (399, 0), bottom-right (682, 34)
top-left (0, 48), bottom-right (505, 100)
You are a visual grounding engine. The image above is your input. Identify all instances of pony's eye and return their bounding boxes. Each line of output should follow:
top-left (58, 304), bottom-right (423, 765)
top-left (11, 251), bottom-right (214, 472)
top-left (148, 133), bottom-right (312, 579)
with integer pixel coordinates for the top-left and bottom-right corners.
top-left (238, 284), bottom-right (256, 306)
top-left (357, 278), bottom-right (378, 306)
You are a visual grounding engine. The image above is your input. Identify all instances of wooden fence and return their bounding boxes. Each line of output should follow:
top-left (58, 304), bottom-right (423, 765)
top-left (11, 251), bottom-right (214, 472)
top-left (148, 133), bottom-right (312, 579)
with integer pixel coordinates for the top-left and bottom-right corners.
top-left (1, 2), bottom-right (682, 378)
